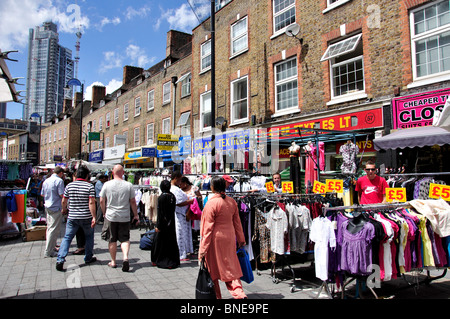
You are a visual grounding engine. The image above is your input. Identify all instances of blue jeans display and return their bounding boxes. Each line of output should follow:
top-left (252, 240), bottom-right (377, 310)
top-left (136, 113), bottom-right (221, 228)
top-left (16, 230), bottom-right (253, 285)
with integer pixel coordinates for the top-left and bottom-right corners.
top-left (57, 218), bottom-right (95, 263)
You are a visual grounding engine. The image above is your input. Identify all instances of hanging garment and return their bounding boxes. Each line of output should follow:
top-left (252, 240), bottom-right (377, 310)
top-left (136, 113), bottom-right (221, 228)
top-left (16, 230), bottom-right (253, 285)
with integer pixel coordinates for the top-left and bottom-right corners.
top-left (286, 203), bottom-right (312, 254)
top-left (310, 217), bottom-right (336, 281)
top-left (339, 142), bottom-right (359, 174)
top-left (311, 142), bottom-right (325, 171)
top-left (304, 152), bottom-right (317, 193)
top-left (265, 206), bottom-right (288, 255)
top-left (253, 208), bottom-right (274, 263)
top-left (290, 156), bottom-right (301, 193)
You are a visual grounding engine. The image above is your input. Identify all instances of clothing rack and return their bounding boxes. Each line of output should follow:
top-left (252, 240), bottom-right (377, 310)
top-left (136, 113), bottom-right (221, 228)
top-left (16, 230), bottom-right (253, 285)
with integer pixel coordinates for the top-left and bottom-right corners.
top-left (381, 172), bottom-right (450, 177)
top-left (318, 201), bottom-right (449, 299)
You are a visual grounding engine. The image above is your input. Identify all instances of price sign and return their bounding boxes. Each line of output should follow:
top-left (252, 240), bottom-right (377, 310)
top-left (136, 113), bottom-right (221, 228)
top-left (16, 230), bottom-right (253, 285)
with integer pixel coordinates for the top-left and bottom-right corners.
top-left (429, 183), bottom-right (450, 201)
top-left (281, 181), bottom-right (294, 193)
top-left (313, 180), bottom-right (327, 194)
top-left (326, 179), bottom-right (344, 193)
top-left (265, 181), bottom-right (275, 193)
top-left (386, 188), bottom-right (407, 202)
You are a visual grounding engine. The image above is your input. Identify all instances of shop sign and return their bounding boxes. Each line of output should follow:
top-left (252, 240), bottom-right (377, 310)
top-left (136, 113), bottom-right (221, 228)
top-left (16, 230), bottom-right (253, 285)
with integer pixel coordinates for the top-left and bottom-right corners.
top-left (157, 136), bottom-right (191, 158)
top-left (429, 183), bottom-right (450, 201)
top-left (264, 108), bottom-right (383, 140)
top-left (392, 88), bottom-right (450, 129)
top-left (104, 144), bottom-right (125, 160)
top-left (89, 150), bottom-right (104, 163)
top-left (325, 179), bottom-right (344, 193)
top-left (142, 148), bottom-right (156, 157)
top-left (335, 139), bottom-right (375, 154)
top-left (281, 181), bottom-right (294, 193)
top-left (124, 151), bottom-right (142, 161)
top-left (265, 181), bottom-right (275, 193)
top-left (157, 134), bottom-right (179, 151)
top-left (193, 130), bottom-right (250, 155)
top-left (313, 180), bottom-right (327, 194)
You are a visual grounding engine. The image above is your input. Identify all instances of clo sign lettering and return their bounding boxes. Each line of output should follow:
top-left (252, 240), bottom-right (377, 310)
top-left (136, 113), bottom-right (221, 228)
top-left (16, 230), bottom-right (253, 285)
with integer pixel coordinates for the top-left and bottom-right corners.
top-left (399, 105), bottom-right (444, 123)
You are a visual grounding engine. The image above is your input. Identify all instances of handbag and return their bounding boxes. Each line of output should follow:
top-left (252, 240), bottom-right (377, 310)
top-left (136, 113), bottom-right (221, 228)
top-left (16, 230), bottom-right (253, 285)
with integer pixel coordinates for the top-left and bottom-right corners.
top-left (195, 258), bottom-right (216, 299)
top-left (237, 248), bottom-right (254, 284)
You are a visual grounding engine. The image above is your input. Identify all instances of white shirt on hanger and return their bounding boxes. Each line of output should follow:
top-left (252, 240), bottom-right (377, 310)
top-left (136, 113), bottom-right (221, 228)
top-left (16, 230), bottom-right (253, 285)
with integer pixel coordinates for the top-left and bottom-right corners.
top-left (309, 217), bottom-right (336, 281)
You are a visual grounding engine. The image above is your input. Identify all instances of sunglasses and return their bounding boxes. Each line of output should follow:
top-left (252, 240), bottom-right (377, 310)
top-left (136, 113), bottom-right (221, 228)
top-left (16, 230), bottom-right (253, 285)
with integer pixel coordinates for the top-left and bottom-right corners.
top-left (365, 168), bottom-right (376, 171)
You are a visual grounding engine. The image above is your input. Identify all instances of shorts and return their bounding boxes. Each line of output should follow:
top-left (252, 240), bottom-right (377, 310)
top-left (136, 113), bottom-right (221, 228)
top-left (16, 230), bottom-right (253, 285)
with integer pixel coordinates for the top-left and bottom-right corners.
top-left (102, 218), bottom-right (130, 243)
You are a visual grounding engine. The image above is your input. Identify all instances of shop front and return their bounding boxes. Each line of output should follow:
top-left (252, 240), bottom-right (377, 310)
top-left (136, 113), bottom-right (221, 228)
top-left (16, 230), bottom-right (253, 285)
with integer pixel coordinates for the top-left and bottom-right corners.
top-left (88, 150), bottom-right (104, 164)
top-left (375, 88), bottom-right (450, 173)
top-left (123, 148), bottom-right (155, 169)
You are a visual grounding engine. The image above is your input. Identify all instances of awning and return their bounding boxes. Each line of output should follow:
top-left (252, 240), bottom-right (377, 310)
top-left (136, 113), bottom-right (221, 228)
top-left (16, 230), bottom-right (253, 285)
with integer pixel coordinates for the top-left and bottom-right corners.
top-left (374, 126), bottom-right (450, 150)
top-left (0, 51), bottom-right (19, 103)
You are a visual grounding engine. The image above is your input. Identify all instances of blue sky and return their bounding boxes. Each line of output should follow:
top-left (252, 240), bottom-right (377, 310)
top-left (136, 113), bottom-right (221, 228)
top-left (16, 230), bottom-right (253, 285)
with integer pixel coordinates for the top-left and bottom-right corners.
top-left (0, 0), bottom-right (210, 120)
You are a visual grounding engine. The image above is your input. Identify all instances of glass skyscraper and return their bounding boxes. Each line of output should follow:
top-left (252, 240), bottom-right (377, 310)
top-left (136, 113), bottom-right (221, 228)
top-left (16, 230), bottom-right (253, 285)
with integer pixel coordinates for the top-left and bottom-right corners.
top-left (25, 22), bottom-right (74, 123)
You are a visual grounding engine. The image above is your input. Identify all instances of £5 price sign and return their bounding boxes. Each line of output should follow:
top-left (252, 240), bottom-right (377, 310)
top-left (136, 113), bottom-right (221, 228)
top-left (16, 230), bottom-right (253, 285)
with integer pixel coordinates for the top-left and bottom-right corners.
top-left (429, 183), bottom-right (450, 201)
top-left (265, 181), bottom-right (275, 193)
top-left (313, 180), bottom-right (327, 194)
top-left (385, 188), bottom-right (407, 202)
top-left (325, 179), bottom-right (344, 193)
top-left (281, 181), bottom-right (294, 193)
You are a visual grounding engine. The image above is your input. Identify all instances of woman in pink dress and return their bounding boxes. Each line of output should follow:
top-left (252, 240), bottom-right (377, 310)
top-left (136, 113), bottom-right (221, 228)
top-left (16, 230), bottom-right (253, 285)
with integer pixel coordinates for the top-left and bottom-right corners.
top-left (198, 176), bottom-right (247, 299)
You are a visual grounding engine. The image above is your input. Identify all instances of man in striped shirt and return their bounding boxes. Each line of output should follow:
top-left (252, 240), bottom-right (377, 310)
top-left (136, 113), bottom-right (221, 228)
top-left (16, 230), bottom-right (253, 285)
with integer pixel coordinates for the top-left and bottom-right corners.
top-left (56, 165), bottom-right (97, 271)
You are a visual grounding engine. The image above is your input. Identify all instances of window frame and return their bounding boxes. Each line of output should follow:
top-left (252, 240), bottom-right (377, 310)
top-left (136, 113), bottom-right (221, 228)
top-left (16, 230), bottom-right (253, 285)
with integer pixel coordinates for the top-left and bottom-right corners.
top-left (134, 127), bottom-right (140, 148)
top-left (274, 56), bottom-right (299, 114)
top-left (230, 75), bottom-right (249, 125)
top-left (114, 108), bottom-right (119, 125)
top-left (123, 103), bottom-right (129, 121)
top-left (272, 0), bottom-right (296, 36)
top-left (163, 82), bottom-right (171, 105)
top-left (134, 96), bottom-right (141, 117)
top-left (147, 89), bottom-right (155, 111)
top-left (231, 16), bottom-right (248, 57)
top-left (200, 91), bottom-right (212, 132)
top-left (409, 0), bottom-right (450, 83)
top-left (201, 40), bottom-right (212, 73)
top-left (162, 118), bottom-right (171, 134)
top-left (146, 123), bottom-right (154, 145)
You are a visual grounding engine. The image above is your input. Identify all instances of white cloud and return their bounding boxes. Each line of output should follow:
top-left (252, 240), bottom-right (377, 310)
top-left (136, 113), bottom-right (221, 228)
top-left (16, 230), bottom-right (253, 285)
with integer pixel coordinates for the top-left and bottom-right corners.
top-left (157, 2), bottom-right (209, 33)
top-left (85, 79), bottom-right (122, 100)
top-left (99, 51), bottom-right (123, 74)
top-left (0, 0), bottom-right (89, 51)
top-left (98, 16), bottom-right (121, 31)
top-left (125, 6), bottom-right (151, 20)
top-left (126, 44), bottom-right (155, 68)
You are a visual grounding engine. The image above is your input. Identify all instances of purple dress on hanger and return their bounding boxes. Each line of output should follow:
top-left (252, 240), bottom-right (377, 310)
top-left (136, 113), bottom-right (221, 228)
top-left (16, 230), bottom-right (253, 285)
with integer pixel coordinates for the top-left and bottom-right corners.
top-left (338, 220), bottom-right (375, 276)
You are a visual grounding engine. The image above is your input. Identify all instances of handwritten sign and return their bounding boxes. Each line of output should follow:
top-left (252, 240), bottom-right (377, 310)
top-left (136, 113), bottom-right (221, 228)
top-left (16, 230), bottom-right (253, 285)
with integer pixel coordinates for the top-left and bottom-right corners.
top-left (281, 181), bottom-right (294, 194)
top-left (429, 183), bottom-right (450, 201)
top-left (326, 179), bottom-right (344, 193)
top-left (386, 188), bottom-right (407, 202)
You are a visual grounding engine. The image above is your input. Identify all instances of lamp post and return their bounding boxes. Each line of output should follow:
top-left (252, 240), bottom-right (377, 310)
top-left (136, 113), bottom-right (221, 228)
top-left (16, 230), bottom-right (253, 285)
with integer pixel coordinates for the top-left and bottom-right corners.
top-left (29, 112), bottom-right (42, 165)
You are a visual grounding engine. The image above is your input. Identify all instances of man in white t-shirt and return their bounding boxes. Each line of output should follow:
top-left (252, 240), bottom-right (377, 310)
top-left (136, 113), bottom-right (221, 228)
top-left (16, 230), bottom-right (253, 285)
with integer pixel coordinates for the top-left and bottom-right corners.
top-left (100, 164), bottom-right (139, 272)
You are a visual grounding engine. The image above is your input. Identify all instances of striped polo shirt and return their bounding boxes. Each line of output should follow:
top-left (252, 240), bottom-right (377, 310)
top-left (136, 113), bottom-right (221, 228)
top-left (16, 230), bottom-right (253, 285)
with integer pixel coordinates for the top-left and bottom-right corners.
top-left (63, 179), bottom-right (96, 219)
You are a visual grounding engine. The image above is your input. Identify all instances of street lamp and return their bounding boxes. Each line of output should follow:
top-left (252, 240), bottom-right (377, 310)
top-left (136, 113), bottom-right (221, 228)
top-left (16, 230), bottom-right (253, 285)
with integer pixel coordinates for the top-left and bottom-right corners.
top-left (29, 112), bottom-right (42, 165)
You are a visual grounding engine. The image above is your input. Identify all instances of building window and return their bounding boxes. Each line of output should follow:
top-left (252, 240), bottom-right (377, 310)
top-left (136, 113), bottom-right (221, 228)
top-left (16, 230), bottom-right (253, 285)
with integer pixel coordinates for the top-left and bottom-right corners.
top-left (274, 57), bottom-right (298, 112)
top-left (321, 33), bottom-right (365, 99)
top-left (124, 103), bottom-right (129, 121)
top-left (200, 91), bottom-right (212, 131)
top-left (54, 129), bottom-right (56, 142)
top-left (106, 112), bottom-right (110, 128)
top-left (273, 0), bottom-right (296, 34)
top-left (123, 131), bottom-right (128, 147)
top-left (163, 82), bottom-right (171, 104)
top-left (99, 116), bottom-right (103, 131)
top-left (201, 40), bottom-right (212, 72)
top-left (135, 96), bottom-right (141, 116)
top-left (411, 0), bottom-right (450, 80)
top-left (146, 123), bottom-right (154, 145)
top-left (231, 17), bottom-right (248, 56)
top-left (231, 76), bottom-right (249, 124)
top-left (58, 129), bottom-right (62, 140)
top-left (114, 108), bottom-right (119, 125)
top-left (180, 73), bottom-right (191, 97)
top-left (92, 120), bottom-right (96, 132)
top-left (162, 118), bottom-right (171, 134)
top-left (147, 90), bottom-right (154, 111)
top-left (177, 112), bottom-right (191, 136)
top-left (105, 136), bottom-right (110, 149)
top-left (134, 127), bottom-right (140, 148)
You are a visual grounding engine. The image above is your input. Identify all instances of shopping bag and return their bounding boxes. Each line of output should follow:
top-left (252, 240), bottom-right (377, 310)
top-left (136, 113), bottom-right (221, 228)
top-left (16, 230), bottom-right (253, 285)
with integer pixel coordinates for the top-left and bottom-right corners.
top-left (195, 258), bottom-right (216, 299)
top-left (237, 248), bottom-right (254, 284)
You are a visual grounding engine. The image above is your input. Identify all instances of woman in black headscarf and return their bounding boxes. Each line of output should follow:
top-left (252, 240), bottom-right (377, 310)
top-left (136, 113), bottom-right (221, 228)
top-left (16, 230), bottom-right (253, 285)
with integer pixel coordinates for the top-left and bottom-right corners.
top-left (151, 180), bottom-right (180, 269)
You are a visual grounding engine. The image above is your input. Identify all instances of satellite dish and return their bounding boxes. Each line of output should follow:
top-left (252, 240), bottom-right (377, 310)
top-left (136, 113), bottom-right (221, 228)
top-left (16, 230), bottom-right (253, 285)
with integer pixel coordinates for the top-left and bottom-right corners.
top-left (285, 23), bottom-right (300, 37)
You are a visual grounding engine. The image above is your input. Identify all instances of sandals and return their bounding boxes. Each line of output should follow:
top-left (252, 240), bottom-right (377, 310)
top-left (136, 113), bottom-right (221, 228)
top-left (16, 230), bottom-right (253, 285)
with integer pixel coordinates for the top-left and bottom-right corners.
top-left (108, 262), bottom-right (117, 268)
top-left (122, 260), bottom-right (129, 272)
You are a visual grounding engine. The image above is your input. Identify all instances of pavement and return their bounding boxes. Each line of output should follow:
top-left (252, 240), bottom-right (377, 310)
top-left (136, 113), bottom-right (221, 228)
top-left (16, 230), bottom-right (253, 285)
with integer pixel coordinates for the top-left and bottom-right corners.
top-left (1, 222), bottom-right (450, 301)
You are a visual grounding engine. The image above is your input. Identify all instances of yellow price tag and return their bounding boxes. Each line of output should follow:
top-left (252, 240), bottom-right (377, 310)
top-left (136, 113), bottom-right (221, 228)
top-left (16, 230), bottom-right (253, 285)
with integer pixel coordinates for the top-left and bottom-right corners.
top-left (281, 181), bottom-right (294, 193)
top-left (386, 188), bottom-right (407, 202)
top-left (313, 180), bottom-right (327, 194)
top-left (326, 179), bottom-right (344, 193)
top-left (265, 181), bottom-right (275, 193)
top-left (429, 183), bottom-right (450, 201)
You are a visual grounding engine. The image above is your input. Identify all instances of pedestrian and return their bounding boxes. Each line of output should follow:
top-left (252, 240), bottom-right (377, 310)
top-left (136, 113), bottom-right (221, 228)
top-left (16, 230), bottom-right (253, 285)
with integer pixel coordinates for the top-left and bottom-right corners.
top-left (100, 164), bottom-right (139, 272)
top-left (272, 172), bottom-right (282, 193)
top-left (41, 167), bottom-right (65, 258)
top-left (56, 165), bottom-right (97, 271)
top-left (151, 180), bottom-right (180, 269)
top-left (170, 171), bottom-right (194, 261)
top-left (355, 160), bottom-right (388, 204)
top-left (95, 174), bottom-right (108, 225)
top-left (198, 176), bottom-right (247, 299)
